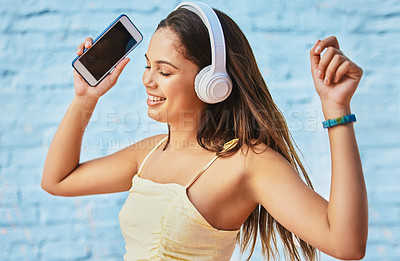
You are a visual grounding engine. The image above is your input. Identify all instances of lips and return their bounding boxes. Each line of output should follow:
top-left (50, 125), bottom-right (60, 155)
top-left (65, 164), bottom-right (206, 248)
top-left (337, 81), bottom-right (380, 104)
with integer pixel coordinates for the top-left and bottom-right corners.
top-left (147, 93), bottom-right (166, 106)
top-left (148, 94), bottom-right (166, 102)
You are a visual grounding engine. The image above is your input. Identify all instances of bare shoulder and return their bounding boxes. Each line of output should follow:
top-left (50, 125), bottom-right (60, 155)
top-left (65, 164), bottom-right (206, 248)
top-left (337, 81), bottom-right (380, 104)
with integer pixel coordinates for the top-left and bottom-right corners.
top-left (106, 134), bottom-right (167, 173)
top-left (129, 133), bottom-right (167, 154)
top-left (243, 141), bottom-right (293, 172)
top-left (241, 141), bottom-right (300, 202)
top-left (130, 134), bottom-right (168, 161)
top-left (106, 133), bottom-right (168, 182)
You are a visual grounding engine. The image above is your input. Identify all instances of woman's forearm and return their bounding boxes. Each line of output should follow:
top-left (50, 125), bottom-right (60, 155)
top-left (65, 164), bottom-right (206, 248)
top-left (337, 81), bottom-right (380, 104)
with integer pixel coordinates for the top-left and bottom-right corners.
top-left (323, 105), bottom-right (368, 253)
top-left (41, 95), bottom-right (98, 192)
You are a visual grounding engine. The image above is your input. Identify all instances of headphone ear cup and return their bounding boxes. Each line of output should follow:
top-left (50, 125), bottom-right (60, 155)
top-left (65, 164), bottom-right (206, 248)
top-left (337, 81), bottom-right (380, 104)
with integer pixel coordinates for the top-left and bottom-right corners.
top-left (194, 65), bottom-right (212, 103)
top-left (195, 65), bottom-right (232, 104)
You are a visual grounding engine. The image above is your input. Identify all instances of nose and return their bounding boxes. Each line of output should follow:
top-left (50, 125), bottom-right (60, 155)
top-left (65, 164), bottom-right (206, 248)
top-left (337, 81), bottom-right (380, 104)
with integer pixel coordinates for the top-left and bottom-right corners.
top-left (142, 69), bottom-right (157, 89)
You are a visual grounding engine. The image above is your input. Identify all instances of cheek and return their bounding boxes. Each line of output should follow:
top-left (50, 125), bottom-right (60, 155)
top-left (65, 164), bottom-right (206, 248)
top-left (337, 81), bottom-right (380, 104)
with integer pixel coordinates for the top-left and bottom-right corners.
top-left (142, 70), bottom-right (147, 85)
top-left (176, 83), bottom-right (199, 104)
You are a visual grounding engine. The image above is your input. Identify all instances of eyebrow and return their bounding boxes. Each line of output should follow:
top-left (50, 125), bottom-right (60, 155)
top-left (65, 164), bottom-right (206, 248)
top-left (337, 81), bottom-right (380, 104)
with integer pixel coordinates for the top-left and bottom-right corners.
top-left (145, 54), bottom-right (179, 70)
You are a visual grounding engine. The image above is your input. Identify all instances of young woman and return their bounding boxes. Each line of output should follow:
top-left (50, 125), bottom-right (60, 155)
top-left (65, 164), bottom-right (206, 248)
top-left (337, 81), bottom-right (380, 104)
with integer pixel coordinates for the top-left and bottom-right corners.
top-left (42, 2), bottom-right (368, 261)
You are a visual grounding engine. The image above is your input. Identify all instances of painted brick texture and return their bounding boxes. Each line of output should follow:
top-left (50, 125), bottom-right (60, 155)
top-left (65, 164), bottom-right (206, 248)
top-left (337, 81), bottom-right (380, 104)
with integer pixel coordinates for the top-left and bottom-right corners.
top-left (1, 0), bottom-right (399, 260)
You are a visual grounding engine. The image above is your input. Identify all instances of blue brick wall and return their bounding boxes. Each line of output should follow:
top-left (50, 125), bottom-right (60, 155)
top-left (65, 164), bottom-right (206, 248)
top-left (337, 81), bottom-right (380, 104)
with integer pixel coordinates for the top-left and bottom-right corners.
top-left (0, 0), bottom-right (399, 260)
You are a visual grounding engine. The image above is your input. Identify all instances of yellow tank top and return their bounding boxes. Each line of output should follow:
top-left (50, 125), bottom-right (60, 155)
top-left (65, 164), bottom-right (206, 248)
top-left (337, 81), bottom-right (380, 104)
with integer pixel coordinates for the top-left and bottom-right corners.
top-left (119, 136), bottom-right (240, 260)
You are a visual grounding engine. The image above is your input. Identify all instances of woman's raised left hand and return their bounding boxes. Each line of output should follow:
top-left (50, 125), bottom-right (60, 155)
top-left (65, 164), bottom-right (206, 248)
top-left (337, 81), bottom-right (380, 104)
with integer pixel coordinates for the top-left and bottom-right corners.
top-left (310, 36), bottom-right (363, 115)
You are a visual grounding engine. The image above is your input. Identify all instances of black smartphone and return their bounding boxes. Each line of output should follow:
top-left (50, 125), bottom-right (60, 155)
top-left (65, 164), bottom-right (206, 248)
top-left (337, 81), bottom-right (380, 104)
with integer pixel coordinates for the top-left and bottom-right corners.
top-left (72, 14), bottom-right (143, 86)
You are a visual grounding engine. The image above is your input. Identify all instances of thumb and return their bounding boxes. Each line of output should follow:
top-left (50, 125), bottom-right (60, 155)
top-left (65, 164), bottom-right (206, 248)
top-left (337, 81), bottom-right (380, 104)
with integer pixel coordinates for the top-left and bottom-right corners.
top-left (109, 57), bottom-right (130, 84)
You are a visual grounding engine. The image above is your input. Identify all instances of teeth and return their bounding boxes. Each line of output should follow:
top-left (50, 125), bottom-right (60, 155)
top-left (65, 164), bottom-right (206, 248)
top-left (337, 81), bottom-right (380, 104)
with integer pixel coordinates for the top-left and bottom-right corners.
top-left (148, 94), bottom-right (166, 102)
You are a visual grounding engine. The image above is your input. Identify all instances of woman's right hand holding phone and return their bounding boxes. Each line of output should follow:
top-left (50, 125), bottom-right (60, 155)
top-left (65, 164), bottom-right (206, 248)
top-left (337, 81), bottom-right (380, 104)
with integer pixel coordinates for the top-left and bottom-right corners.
top-left (74, 37), bottom-right (130, 100)
top-left (42, 37), bottom-right (131, 196)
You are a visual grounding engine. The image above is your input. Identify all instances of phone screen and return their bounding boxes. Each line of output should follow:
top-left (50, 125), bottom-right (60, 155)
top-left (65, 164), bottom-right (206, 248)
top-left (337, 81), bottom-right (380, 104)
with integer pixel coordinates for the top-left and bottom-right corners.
top-left (79, 21), bottom-right (137, 81)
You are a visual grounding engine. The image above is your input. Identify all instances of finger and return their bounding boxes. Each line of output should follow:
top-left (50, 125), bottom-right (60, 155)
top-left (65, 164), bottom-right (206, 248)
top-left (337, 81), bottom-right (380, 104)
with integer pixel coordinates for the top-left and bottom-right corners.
top-left (77, 42), bottom-right (85, 55)
top-left (317, 47), bottom-right (342, 80)
top-left (108, 58), bottom-right (130, 84)
top-left (314, 36), bottom-right (340, 55)
top-left (334, 60), bottom-right (365, 84)
top-left (332, 61), bottom-right (351, 83)
top-left (76, 37), bottom-right (93, 55)
top-left (324, 54), bottom-right (347, 85)
top-left (310, 39), bottom-right (321, 71)
top-left (84, 37), bottom-right (93, 49)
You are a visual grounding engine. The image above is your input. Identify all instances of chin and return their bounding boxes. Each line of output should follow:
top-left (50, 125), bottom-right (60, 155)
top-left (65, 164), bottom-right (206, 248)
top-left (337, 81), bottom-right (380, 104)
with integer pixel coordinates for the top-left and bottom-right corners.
top-left (147, 110), bottom-right (167, 123)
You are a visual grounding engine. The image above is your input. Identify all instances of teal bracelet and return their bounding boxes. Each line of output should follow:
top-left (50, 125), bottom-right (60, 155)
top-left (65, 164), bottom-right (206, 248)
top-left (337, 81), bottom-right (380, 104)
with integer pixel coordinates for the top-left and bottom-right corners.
top-left (322, 114), bottom-right (356, 128)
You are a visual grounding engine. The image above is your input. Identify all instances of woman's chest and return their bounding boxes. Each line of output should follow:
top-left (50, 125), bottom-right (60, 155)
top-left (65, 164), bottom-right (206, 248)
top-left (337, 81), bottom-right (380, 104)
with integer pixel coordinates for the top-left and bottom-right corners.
top-left (138, 150), bottom-right (257, 230)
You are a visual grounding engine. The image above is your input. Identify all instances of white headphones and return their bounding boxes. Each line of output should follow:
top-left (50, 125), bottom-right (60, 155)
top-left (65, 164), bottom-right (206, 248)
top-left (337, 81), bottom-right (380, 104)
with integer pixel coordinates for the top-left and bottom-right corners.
top-left (175, 1), bottom-right (232, 104)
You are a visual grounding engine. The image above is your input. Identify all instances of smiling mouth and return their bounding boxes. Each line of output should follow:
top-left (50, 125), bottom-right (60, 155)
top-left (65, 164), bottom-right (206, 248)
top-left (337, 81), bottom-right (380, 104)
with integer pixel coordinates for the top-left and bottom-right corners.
top-left (148, 94), bottom-right (166, 102)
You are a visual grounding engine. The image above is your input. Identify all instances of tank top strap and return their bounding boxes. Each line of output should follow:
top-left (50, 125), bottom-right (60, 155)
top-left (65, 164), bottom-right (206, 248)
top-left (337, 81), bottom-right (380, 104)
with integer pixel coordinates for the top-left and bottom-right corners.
top-left (185, 138), bottom-right (239, 189)
top-left (137, 135), bottom-right (168, 177)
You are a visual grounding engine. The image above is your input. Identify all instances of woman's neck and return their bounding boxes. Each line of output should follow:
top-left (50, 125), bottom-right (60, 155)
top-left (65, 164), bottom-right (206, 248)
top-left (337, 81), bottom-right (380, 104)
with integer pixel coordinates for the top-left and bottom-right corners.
top-left (166, 121), bottom-right (203, 151)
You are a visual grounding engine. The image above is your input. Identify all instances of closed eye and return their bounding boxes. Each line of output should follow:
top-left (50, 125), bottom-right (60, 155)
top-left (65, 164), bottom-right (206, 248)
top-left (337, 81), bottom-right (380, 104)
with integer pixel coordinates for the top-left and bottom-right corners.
top-left (159, 70), bottom-right (171, 77)
top-left (144, 65), bottom-right (171, 77)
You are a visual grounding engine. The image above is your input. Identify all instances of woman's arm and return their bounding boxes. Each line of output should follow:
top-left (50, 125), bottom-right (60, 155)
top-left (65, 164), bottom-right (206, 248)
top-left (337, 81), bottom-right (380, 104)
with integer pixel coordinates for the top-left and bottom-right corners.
top-left (312, 37), bottom-right (367, 258)
top-left (246, 36), bottom-right (367, 259)
top-left (41, 37), bottom-right (136, 196)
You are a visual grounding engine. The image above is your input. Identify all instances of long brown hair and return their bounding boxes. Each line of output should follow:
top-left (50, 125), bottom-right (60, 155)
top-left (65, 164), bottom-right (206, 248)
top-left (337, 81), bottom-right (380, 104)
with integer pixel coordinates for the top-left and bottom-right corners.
top-left (157, 6), bottom-right (317, 261)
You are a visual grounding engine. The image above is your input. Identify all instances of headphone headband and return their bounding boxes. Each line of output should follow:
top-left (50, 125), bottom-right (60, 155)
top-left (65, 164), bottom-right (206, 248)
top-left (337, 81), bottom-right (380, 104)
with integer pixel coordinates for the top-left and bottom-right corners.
top-left (175, 1), bottom-right (227, 74)
top-left (174, 1), bottom-right (232, 104)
